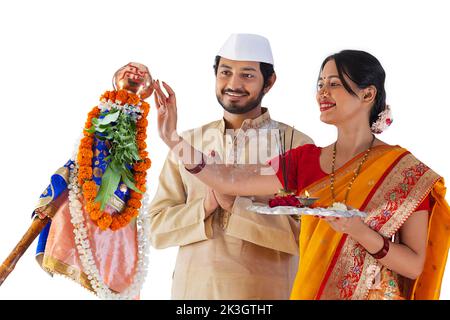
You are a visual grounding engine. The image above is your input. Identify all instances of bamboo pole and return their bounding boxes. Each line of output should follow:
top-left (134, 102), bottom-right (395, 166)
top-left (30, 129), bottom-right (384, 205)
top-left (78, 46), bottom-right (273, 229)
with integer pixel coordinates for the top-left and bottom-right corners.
top-left (0, 205), bottom-right (54, 286)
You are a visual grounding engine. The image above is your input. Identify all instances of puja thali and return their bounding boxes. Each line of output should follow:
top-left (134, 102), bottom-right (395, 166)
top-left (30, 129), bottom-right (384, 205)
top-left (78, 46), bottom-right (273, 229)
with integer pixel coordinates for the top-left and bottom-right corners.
top-left (247, 198), bottom-right (367, 218)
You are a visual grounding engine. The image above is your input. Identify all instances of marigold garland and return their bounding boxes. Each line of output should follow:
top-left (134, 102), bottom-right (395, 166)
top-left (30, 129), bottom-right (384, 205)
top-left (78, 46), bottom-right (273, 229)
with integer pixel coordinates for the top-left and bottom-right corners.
top-left (78, 89), bottom-right (151, 231)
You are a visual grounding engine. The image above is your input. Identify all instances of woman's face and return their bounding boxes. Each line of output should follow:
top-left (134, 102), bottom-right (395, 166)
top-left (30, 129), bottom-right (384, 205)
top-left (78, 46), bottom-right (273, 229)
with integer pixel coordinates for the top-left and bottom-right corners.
top-left (316, 59), bottom-right (369, 126)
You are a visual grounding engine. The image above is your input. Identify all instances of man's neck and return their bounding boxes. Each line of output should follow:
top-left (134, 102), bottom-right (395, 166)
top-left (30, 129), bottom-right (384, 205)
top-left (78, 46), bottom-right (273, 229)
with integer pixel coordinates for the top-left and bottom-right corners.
top-left (223, 106), bottom-right (263, 130)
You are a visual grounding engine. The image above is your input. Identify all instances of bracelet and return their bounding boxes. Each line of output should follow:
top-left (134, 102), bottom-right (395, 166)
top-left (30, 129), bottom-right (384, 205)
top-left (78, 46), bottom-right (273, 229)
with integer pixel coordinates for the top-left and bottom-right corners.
top-left (185, 154), bottom-right (206, 174)
top-left (370, 235), bottom-right (390, 260)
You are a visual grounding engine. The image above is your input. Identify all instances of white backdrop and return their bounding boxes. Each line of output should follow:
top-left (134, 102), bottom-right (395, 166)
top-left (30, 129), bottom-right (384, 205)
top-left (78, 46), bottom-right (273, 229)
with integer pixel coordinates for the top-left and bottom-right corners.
top-left (0, 0), bottom-right (449, 300)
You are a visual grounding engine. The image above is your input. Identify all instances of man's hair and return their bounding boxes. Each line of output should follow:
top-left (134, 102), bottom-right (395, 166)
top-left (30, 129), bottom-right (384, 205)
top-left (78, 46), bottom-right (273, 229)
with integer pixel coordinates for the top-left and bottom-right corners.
top-left (213, 55), bottom-right (275, 88)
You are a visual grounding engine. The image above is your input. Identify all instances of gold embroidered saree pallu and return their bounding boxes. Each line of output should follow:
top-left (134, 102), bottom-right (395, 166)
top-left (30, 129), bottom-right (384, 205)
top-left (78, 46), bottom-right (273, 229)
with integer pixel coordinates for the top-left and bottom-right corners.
top-left (290, 145), bottom-right (450, 300)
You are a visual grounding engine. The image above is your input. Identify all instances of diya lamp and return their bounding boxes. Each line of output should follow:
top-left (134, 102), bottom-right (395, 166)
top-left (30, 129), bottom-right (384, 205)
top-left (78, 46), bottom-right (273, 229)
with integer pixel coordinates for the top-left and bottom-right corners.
top-left (297, 190), bottom-right (319, 208)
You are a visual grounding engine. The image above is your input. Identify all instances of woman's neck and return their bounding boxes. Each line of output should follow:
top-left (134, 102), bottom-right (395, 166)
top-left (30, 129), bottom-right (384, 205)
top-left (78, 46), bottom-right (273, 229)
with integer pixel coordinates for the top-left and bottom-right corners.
top-left (335, 123), bottom-right (375, 158)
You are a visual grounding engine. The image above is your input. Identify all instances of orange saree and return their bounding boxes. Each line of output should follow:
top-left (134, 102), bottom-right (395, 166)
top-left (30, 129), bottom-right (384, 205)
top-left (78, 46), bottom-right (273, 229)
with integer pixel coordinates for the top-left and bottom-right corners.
top-left (289, 145), bottom-right (450, 300)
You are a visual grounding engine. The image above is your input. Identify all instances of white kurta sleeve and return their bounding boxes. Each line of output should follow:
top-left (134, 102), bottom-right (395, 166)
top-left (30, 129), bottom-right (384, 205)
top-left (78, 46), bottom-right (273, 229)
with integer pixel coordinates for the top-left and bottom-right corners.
top-left (148, 151), bottom-right (214, 249)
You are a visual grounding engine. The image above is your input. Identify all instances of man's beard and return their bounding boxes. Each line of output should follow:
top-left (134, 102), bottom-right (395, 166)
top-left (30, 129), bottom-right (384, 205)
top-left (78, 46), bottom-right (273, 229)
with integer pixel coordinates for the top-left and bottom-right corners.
top-left (216, 88), bottom-right (265, 115)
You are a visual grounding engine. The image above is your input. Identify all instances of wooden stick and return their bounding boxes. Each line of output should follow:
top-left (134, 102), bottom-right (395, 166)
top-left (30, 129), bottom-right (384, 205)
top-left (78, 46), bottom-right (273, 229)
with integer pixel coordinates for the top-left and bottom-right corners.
top-left (286, 127), bottom-right (295, 191)
top-left (0, 216), bottom-right (51, 286)
top-left (289, 126), bottom-right (295, 152)
top-left (277, 129), bottom-right (283, 189)
top-left (282, 130), bottom-right (288, 190)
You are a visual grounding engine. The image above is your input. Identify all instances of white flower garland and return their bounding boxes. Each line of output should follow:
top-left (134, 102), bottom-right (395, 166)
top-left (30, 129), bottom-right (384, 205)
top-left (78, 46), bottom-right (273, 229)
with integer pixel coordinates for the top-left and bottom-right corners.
top-left (98, 99), bottom-right (143, 121)
top-left (67, 138), bottom-right (150, 300)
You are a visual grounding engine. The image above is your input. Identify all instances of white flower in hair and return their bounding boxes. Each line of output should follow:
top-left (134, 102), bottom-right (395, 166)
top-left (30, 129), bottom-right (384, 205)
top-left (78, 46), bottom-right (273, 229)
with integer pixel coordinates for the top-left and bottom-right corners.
top-left (371, 105), bottom-right (393, 134)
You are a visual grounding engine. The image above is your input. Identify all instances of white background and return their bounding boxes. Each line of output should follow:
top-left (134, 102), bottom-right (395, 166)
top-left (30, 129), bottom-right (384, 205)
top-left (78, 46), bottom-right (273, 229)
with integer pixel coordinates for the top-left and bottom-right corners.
top-left (0, 0), bottom-right (449, 299)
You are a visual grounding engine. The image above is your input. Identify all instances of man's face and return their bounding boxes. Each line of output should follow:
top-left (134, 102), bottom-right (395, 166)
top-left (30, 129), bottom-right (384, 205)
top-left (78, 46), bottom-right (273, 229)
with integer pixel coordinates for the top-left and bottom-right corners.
top-left (215, 57), bottom-right (265, 114)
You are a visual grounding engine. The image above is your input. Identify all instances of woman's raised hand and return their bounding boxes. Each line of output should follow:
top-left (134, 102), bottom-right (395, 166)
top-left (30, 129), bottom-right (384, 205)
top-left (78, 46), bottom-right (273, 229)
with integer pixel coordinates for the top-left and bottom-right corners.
top-left (154, 80), bottom-right (181, 149)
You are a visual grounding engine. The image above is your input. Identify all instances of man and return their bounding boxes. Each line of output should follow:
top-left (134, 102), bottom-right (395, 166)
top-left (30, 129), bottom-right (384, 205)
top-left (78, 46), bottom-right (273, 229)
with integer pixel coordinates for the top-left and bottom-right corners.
top-left (149, 33), bottom-right (313, 299)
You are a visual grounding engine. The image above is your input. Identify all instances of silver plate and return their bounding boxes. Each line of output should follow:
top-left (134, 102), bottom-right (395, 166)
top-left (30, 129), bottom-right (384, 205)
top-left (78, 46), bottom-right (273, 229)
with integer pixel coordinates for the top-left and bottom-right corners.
top-left (247, 203), bottom-right (367, 218)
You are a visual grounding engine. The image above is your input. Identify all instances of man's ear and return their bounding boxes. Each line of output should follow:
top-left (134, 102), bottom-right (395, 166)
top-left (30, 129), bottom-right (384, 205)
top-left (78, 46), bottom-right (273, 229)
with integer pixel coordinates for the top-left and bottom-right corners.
top-left (263, 73), bottom-right (277, 94)
top-left (362, 85), bottom-right (377, 104)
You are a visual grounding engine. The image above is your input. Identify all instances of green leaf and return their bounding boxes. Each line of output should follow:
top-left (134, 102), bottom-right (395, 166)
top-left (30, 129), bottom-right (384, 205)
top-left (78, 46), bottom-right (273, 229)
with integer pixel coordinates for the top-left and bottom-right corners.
top-left (131, 148), bottom-right (141, 161)
top-left (122, 167), bottom-right (134, 180)
top-left (95, 127), bottom-right (107, 133)
top-left (96, 135), bottom-right (107, 141)
top-left (95, 164), bottom-right (121, 210)
top-left (123, 149), bottom-right (131, 159)
top-left (90, 108), bottom-right (146, 201)
top-left (121, 170), bottom-right (143, 194)
top-left (109, 160), bottom-right (122, 174)
top-left (98, 110), bottom-right (120, 125)
top-left (119, 127), bottom-right (128, 134)
top-left (85, 127), bottom-right (96, 134)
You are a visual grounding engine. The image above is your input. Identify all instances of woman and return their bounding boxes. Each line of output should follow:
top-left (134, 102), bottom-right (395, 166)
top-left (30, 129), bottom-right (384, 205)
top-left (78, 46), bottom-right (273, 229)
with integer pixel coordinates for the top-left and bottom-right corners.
top-left (154, 50), bottom-right (450, 300)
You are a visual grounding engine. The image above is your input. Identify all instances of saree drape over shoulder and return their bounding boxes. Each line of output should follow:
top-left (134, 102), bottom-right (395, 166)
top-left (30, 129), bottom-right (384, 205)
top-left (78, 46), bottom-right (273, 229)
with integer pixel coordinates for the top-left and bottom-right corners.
top-left (284, 145), bottom-right (450, 300)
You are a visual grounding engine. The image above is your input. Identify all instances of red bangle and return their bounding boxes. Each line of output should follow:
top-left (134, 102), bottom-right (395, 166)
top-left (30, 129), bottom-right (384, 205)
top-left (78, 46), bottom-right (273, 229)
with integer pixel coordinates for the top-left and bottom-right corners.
top-left (370, 235), bottom-right (390, 260)
top-left (185, 154), bottom-right (205, 174)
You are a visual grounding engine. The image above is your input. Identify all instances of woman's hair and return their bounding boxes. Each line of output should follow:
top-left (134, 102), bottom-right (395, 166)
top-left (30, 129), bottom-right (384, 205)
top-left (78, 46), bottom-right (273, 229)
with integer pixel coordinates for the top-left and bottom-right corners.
top-left (320, 50), bottom-right (387, 127)
top-left (213, 55), bottom-right (275, 88)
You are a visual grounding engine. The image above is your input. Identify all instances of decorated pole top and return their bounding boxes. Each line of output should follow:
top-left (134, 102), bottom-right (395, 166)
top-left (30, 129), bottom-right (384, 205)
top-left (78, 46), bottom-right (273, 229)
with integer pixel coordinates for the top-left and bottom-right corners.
top-left (112, 62), bottom-right (154, 100)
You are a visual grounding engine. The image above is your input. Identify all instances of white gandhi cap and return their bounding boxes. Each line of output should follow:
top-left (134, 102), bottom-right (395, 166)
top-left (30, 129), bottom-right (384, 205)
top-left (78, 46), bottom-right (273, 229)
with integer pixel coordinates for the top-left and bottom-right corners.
top-left (217, 33), bottom-right (274, 66)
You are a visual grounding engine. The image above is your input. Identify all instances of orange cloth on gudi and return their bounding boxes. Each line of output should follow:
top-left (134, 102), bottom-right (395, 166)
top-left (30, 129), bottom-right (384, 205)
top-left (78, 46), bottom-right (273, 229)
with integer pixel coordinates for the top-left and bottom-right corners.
top-left (281, 144), bottom-right (450, 300)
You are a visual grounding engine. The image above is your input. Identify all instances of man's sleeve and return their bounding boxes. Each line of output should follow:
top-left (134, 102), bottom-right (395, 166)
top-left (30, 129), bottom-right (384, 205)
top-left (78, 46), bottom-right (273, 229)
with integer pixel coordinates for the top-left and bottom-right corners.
top-left (148, 151), bottom-right (214, 249)
top-left (225, 197), bottom-right (300, 255)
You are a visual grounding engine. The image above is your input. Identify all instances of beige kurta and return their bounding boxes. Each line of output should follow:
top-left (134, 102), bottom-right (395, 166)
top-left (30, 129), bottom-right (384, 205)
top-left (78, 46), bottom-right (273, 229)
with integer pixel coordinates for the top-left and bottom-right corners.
top-left (149, 109), bottom-right (314, 299)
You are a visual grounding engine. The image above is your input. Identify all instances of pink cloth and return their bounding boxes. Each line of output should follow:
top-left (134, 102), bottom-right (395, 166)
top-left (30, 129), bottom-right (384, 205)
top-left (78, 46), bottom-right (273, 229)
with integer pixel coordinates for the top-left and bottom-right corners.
top-left (42, 189), bottom-right (138, 293)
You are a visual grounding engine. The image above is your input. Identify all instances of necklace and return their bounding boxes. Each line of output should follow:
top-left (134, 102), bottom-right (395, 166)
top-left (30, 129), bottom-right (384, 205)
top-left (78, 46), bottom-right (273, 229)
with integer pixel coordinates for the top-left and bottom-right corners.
top-left (330, 135), bottom-right (376, 209)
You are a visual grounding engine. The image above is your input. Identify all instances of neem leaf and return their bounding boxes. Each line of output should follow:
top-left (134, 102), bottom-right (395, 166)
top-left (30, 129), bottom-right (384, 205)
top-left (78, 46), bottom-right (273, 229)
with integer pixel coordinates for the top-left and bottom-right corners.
top-left (95, 127), bottom-right (107, 133)
top-left (85, 127), bottom-right (96, 134)
top-left (98, 110), bottom-right (120, 125)
top-left (121, 170), bottom-right (143, 194)
top-left (98, 123), bottom-right (112, 129)
top-left (124, 167), bottom-right (135, 179)
top-left (131, 148), bottom-right (141, 161)
top-left (96, 136), bottom-right (107, 141)
top-left (95, 164), bottom-right (121, 210)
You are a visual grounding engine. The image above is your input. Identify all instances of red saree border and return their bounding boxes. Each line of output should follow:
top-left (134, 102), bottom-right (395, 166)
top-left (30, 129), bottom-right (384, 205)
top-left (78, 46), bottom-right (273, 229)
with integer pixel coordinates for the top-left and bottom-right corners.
top-left (315, 234), bottom-right (348, 299)
top-left (314, 149), bottom-right (409, 299)
top-left (358, 151), bottom-right (410, 212)
top-left (314, 150), bottom-right (439, 299)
